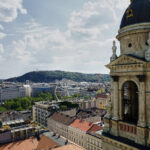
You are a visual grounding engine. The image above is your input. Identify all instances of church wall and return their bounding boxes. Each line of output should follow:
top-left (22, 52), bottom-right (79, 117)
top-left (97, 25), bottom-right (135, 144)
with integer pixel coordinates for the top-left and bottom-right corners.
top-left (102, 1), bottom-right (150, 149)
top-left (119, 32), bottom-right (148, 57)
top-left (145, 72), bottom-right (150, 126)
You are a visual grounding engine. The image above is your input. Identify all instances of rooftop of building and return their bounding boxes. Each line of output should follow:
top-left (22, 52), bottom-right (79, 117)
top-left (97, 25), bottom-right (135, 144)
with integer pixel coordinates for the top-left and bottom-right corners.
top-left (69, 119), bottom-right (93, 132)
top-left (35, 101), bottom-right (59, 109)
top-left (76, 108), bottom-right (106, 119)
top-left (2, 119), bottom-right (24, 126)
top-left (97, 94), bottom-right (109, 99)
top-left (0, 137), bottom-right (38, 150)
top-left (37, 132), bottom-right (70, 150)
top-left (53, 144), bottom-right (85, 150)
top-left (0, 110), bottom-right (31, 117)
top-left (88, 124), bottom-right (102, 134)
top-left (48, 112), bottom-right (75, 126)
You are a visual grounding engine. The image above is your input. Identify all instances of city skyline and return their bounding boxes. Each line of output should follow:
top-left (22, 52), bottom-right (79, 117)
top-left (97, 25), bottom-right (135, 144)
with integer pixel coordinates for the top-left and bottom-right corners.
top-left (0, 0), bottom-right (130, 79)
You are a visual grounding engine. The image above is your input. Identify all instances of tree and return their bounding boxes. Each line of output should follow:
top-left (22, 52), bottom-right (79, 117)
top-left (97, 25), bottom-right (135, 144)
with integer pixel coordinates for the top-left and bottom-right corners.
top-left (60, 105), bottom-right (67, 110)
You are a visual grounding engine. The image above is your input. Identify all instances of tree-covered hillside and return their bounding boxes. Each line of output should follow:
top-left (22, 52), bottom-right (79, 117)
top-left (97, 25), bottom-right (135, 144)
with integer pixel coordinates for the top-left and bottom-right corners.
top-left (6, 70), bottom-right (110, 83)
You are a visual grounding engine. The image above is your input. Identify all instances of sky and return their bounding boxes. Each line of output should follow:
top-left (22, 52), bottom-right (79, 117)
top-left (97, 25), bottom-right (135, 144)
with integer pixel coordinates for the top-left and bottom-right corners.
top-left (0, 0), bottom-right (130, 79)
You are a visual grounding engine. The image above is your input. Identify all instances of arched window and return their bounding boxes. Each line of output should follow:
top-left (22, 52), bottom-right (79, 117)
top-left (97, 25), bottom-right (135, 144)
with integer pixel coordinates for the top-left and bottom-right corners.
top-left (122, 81), bottom-right (138, 124)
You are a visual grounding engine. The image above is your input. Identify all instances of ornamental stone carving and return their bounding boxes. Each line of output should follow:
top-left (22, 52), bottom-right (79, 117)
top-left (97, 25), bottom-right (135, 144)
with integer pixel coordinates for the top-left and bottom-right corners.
top-left (110, 41), bottom-right (118, 62)
top-left (145, 32), bottom-right (150, 61)
top-left (104, 96), bottom-right (112, 119)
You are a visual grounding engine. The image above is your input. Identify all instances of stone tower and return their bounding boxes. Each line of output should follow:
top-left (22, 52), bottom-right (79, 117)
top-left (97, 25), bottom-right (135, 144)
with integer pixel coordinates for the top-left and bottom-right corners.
top-left (102, 0), bottom-right (150, 149)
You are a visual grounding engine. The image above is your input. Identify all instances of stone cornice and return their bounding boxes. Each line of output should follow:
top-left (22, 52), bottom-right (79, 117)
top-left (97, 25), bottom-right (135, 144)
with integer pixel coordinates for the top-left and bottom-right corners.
top-left (106, 55), bottom-right (147, 72)
top-left (116, 23), bottom-right (150, 40)
top-left (119, 23), bottom-right (150, 34)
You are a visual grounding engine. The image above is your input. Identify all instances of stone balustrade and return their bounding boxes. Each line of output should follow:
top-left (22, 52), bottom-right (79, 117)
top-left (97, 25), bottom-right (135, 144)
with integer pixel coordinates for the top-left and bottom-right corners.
top-left (119, 121), bottom-right (136, 135)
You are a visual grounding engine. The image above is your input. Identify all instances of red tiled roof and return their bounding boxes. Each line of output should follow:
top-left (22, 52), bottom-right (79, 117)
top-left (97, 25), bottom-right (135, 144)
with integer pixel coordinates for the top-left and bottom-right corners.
top-left (88, 124), bottom-right (102, 134)
top-left (0, 137), bottom-right (38, 150)
top-left (69, 119), bottom-right (93, 132)
top-left (97, 94), bottom-right (108, 98)
top-left (37, 134), bottom-right (60, 150)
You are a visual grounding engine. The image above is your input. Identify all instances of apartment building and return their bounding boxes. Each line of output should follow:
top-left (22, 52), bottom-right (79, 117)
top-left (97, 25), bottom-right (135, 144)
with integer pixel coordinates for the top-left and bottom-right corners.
top-left (68, 119), bottom-right (93, 148)
top-left (47, 112), bottom-right (103, 150)
top-left (48, 112), bottom-right (75, 138)
top-left (87, 124), bottom-right (102, 150)
top-left (0, 86), bottom-right (26, 104)
top-left (33, 101), bottom-right (59, 127)
top-left (1, 119), bottom-right (36, 143)
top-left (68, 119), bottom-right (102, 150)
top-left (96, 94), bottom-right (110, 110)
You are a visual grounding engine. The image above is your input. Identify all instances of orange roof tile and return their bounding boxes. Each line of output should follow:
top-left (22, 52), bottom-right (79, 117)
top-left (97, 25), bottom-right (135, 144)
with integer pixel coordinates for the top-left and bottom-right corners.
top-left (69, 119), bottom-right (93, 132)
top-left (88, 124), bottom-right (102, 134)
top-left (0, 137), bottom-right (38, 150)
top-left (37, 134), bottom-right (60, 150)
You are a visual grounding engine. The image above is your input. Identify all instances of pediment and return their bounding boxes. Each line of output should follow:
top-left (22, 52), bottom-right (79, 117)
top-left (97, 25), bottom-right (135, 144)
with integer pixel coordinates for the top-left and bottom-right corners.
top-left (106, 55), bottom-right (146, 68)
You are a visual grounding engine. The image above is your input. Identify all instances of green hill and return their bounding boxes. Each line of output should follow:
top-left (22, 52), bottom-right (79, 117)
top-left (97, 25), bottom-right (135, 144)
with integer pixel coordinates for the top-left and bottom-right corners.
top-left (5, 70), bottom-right (110, 83)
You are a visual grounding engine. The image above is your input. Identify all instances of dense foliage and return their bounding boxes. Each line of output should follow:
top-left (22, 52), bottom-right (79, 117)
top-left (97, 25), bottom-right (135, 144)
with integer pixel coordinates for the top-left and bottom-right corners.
top-left (6, 70), bottom-right (110, 83)
top-left (0, 92), bottom-right (53, 112)
top-left (59, 101), bottom-right (79, 110)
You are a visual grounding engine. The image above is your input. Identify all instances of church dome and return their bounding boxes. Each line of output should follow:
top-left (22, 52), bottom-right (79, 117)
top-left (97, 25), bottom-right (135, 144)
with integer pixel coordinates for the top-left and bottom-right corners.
top-left (120, 0), bottom-right (150, 29)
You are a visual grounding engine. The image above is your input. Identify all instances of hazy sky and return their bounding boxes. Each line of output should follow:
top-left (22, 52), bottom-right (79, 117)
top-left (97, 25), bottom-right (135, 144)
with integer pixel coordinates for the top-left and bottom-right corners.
top-left (0, 0), bottom-right (130, 79)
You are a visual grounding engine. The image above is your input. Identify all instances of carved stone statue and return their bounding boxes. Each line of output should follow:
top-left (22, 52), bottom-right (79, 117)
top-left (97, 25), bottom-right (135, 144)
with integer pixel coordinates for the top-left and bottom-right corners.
top-left (145, 32), bottom-right (150, 61)
top-left (104, 96), bottom-right (112, 119)
top-left (110, 41), bottom-right (118, 62)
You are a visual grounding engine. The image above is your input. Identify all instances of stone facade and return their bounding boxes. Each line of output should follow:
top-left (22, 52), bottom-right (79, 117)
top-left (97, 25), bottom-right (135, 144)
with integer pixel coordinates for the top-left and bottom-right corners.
top-left (87, 134), bottom-right (102, 150)
top-left (68, 126), bottom-right (87, 148)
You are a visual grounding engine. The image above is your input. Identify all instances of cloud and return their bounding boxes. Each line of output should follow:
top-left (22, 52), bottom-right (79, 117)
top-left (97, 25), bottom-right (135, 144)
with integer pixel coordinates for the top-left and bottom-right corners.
top-left (0, 24), bottom-right (4, 30)
top-left (0, 0), bottom-right (27, 22)
top-left (0, 32), bottom-right (6, 39)
top-left (0, 44), bottom-right (4, 53)
top-left (0, 0), bottom-right (130, 78)
top-left (67, 0), bottom-right (130, 43)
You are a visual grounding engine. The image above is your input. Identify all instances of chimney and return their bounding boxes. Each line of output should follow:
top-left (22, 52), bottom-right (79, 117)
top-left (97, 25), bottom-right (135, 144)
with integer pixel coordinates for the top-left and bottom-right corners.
top-left (65, 139), bottom-right (68, 145)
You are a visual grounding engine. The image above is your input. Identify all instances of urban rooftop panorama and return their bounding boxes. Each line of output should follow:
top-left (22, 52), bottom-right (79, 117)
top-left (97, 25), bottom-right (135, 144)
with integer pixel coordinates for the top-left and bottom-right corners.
top-left (1, 0), bottom-right (150, 150)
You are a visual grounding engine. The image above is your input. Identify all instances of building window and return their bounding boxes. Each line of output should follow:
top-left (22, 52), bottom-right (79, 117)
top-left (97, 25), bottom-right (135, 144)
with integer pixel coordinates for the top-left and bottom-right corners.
top-left (122, 81), bottom-right (138, 124)
top-left (128, 43), bottom-right (132, 48)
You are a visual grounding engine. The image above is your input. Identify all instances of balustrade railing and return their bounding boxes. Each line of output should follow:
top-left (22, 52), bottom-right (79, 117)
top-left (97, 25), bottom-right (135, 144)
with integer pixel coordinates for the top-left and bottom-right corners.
top-left (119, 121), bottom-right (136, 134)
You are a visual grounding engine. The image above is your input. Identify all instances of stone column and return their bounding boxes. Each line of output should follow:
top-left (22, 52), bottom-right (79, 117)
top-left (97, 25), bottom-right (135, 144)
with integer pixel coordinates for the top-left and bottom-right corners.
top-left (111, 76), bottom-right (119, 121)
top-left (136, 75), bottom-right (146, 127)
top-left (138, 81), bottom-right (146, 127)
top-left (119, 89), bottom-right (123, 120)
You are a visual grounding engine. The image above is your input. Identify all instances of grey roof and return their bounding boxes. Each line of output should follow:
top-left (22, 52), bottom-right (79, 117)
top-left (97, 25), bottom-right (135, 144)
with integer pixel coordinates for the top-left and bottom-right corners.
top-left (43, 132), bottom-right (70, 146)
